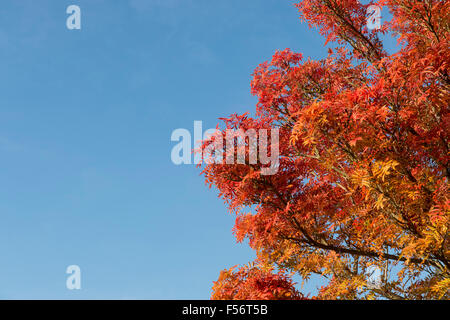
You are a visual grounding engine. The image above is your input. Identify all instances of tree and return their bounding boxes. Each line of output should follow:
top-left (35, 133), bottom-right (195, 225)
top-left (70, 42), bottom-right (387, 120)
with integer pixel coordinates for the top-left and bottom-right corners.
top-left (199, 0), bottom-right (449, 300)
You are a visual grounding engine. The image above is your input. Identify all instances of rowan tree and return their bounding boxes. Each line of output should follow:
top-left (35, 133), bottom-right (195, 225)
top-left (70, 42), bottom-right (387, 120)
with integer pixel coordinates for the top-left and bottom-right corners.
top-left (199, 0), bottom-right (449, 300)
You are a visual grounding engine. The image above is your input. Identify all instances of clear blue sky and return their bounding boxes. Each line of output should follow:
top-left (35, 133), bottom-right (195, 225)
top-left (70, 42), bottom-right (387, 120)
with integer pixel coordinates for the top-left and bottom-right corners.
top-left (0, 0), bottom-right (397, 299)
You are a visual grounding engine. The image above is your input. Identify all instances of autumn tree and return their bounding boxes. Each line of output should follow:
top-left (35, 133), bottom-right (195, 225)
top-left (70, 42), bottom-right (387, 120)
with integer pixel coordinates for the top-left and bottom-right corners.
top-left (199, 0), bottom-right (449, 299)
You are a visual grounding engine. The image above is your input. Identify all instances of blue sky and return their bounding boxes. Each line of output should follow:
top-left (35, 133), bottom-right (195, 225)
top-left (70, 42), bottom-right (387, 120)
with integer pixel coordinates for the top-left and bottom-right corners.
top-left (0, 0), bottom-right (397, 299)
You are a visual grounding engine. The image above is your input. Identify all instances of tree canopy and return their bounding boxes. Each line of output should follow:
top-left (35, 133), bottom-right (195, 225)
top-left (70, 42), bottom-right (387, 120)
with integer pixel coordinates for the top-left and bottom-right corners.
top-left (200, 0), bottom-right (449, 300)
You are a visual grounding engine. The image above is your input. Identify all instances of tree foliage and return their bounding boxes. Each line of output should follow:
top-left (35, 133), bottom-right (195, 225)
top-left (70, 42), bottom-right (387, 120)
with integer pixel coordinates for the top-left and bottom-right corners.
top-left (200, 0), bottom-right (449, 300)
top-left (211, 264), bottom-right (306, 300)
